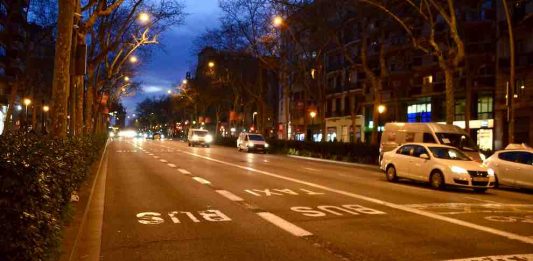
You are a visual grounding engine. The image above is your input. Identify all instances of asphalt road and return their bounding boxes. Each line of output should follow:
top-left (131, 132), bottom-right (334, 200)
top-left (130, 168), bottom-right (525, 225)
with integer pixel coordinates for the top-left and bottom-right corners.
top-left (96, 138), bottom-right (533, 261)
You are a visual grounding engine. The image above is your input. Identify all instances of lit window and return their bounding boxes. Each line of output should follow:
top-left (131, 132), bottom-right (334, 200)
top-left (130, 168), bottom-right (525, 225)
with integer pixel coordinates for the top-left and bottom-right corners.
top-left (477, 96), bottom-right (493, 120)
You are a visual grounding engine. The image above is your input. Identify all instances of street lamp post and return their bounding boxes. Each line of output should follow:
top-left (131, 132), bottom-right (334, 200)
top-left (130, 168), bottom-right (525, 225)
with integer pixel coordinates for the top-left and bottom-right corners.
top-left (23, 98), bottom-right (31, 128)
top-left (42, 105), bottom-right (49, 133)
top-left (377, 105), bottom-right (386, 132)
top-left (309, 111), bottom-right (316, 141)
top-left (253, 112), bottom-right (258, 132)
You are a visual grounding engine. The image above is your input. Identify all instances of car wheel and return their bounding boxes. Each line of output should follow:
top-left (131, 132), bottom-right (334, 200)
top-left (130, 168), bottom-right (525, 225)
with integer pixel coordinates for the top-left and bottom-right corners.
top-left (386, 165), bottom-right (398, 182)
top-left (473, 188), bottom-right (487, 193)
top-left (430, 171), bottom-right (445, 190)
top-left (188, 142), bottom-right (191, 147)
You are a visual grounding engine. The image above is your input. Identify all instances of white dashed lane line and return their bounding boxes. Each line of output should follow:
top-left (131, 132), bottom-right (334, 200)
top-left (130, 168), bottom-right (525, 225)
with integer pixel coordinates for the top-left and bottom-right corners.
top-left (167, 163), bottom-right (177, 168)
top-left (178, 169), bottom-right (191, 175)
top-left (216, 190), bottom-right (244, 202)
top-left (193, 177), bottom-right (211, 185)
top-left (160, 159), bottom-right (168, 163)
top-left (257, 212), bottom-right (313, 237)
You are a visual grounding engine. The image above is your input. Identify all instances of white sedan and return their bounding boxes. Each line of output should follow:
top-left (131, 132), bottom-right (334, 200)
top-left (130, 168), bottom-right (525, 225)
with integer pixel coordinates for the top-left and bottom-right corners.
top-left (380, 143), bottom-right (495, 192)
top-left (484, 146), bottom-right (533, 189)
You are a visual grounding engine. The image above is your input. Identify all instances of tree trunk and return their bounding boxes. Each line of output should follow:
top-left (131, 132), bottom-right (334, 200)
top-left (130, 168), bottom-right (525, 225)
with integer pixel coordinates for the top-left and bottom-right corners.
top-left (84, 69), bottom-right (95, 134)
top-left (51, 0), bottom-right (75, 137)
top-left (5, 79), bottom-right (18, 131)
top-left (444, 68), bottom-right (455, 124)
top-left (75, 76), bottom-right (84, 135)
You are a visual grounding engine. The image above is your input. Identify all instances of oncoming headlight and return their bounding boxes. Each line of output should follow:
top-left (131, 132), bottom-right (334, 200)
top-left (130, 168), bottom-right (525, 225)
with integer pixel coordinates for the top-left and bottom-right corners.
top-left (479, 153), bottom-right (486, 162)
top-left (109, 132), bottom-right (115, 137)
top-left (265, 143), bottom-right (269, 148)
top-left (248, 142), bottom-right (255, 147)
top-left (487, 168), bottom-right (495, 176)
top-left (205, 134), bottom-right (213, 143)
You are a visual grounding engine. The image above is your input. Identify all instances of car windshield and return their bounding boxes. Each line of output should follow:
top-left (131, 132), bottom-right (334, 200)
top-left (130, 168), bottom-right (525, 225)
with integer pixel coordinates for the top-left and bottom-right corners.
top-left (193, 131), bottom-right (208, 137)
top-left (249, 135), bottom-right (264, 141)
top-left (429, 147), bottom-right (472, 161)
top-left (435, 133), bottom-right (478, 152)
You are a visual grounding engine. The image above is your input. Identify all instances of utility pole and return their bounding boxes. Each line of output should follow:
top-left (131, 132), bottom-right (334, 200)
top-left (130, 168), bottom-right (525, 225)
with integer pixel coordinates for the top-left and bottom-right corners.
top-left (502, 0), bottom-right (515, 144)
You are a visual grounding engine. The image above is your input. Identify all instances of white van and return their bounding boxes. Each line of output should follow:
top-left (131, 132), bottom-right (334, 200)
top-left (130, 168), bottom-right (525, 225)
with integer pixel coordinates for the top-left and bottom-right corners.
top-left (237, 132), bottom-right (269, 153)
top-left (380, 123), bottom-right (483, 163)
top-left (187, 129), bottom-right (213, 147)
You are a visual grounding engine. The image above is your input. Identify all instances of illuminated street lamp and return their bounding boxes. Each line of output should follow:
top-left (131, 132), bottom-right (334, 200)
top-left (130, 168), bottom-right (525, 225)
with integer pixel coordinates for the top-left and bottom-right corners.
top-left (378, 105), bottom-right (386, 114)
top-left (309, 111), bottom-right (317, 141)
top-left (273, 15), bottom-right (284, 27)
top-left (377, 105), bottom-right (386, 132)
top-left (129, 55), bottom-right (138, 63)
top-left (208, 61), bottom-right (215, 68)
top-left (138, 12), bottom-right (150, 24)
top-left (124, 76), bottom-right (130, 82)
top-left (23, 98), bottom-right (31, 124)
top-left (167, 90), bottom-right (172, 94)
top-left (41, 105), bottom-right (49, 132)
top-left (182, 79), bottom-right (188, 84)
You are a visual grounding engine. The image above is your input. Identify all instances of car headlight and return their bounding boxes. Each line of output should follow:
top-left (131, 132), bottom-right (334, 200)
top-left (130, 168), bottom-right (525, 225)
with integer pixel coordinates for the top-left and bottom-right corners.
top-left (479, 153), bottom-right (486, 162)
top-left (248, 142), bottom-right (254, 147)
top-left (451, 166), bottom-right (468, 174)
top-left (487, 168), bottom-right (495, 176)
top-left (109, 132), bottom-right (115, 137)
top-left (205, 135), bottom-right (213, 143)
top-left (192, 135), bottom-right (199, 141)
top-left (265, 143), bottom-right (269, 148)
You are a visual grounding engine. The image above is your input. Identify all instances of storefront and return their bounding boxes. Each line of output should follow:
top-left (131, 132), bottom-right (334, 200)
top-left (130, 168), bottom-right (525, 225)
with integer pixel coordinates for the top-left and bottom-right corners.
top-left (325, 115), bottom-right (365, 142)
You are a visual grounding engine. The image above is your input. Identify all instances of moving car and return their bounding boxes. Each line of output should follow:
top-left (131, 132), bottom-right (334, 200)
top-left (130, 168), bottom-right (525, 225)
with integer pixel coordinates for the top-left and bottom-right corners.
top-left (187, 129), bottom-right (213, 147)
top-left (380, 143), bottom-right (495, 192)
top-left (484, 143), bottom-right (533, 189)
top-left (237, 133), bottom-right (269, 153)
top-left (380, 123), bottom-right (484, 163)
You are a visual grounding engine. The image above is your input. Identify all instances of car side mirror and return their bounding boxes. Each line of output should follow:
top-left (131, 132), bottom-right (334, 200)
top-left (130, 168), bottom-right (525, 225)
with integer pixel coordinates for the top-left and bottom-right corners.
top-left (420, 153), bottom-right (429, 160)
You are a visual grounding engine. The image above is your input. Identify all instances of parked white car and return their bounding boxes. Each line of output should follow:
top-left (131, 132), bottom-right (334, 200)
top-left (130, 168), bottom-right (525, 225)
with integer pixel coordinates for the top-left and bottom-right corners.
top-left (484, 144), bottom-right (533, 189)
top-left (380, 143), bottom-right (495, 192)
top-left (237, 132), bottom-right (269, 153)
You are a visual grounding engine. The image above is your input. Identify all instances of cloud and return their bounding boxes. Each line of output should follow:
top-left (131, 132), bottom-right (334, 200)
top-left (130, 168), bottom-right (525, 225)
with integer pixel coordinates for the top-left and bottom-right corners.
top-left (142, 85), bottom-right (165, 93)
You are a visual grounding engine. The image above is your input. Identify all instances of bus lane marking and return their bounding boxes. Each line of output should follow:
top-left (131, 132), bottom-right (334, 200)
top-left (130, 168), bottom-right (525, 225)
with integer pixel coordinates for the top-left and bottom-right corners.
top-left (257, 212), bottom-right (313, 237)
top-left (216, 190), bottom-right (244, 202)
top-left (137, 209), bottom-right (231, 225)
top-left (244, 188), bottom-right (325, 197)
top-left (178, 149), bottom-right (533, 245)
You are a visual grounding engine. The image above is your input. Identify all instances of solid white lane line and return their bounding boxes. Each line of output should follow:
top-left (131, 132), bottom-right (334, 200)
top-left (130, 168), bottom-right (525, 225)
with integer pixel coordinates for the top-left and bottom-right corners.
top-left (179, 150), bottom-right (533, 245)
top-left (446, 253), bottom-right (533, 261)
top-left (463, 196), bottom-right (501, 204)
top-left (159, 159), bottom-right (168, 163)
top-left (216, 190), bottom-right (244, 202)
top-left (257, 212), bottom-right (313, 237)
top-left (178, 169), bottom-right (191, 175)
top-left (193, 177), bottom-right (211, 185)
top-left (167, 163), bottom-right (176, 168)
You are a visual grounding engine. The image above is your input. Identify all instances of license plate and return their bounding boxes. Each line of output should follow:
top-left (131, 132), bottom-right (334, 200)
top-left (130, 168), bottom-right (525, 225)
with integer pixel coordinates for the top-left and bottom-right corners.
top-left (472, 177), bottom-right (488, 182)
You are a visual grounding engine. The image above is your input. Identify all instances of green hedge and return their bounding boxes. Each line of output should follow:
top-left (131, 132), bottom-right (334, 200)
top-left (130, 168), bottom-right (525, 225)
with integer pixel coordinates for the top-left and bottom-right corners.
top-left (0, 132), bottom-right (107, 261)
top-left (215, 137), bottom-right (378, 165)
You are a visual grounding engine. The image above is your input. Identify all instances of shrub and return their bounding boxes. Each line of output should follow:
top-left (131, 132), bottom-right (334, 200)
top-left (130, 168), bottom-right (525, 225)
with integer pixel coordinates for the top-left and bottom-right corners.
top-left (215, 136), bottom-right (378, 164)
top-left (0, 132), bottom-right (106, 261)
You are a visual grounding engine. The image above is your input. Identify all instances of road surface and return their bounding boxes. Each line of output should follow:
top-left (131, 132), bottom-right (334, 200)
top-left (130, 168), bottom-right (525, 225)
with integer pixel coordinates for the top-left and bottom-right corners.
top-left (85, 138), bottom-right (533, 260)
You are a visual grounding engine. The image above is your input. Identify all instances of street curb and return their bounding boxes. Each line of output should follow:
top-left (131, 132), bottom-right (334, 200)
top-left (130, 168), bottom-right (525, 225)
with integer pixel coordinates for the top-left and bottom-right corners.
top-left (287, 155), bottom-right (380, 171)
top-left (67, 139), bottom-right (110, 261)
